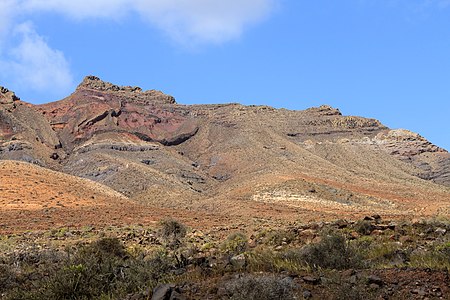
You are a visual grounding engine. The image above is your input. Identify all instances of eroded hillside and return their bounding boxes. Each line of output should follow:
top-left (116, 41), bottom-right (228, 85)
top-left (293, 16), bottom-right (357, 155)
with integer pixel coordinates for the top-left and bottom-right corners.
top-left (1, 76), bottom-right (449, 231)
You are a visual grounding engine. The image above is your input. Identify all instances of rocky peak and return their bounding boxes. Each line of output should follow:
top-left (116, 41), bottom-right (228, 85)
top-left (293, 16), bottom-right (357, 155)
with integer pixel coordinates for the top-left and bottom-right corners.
top-left (0, 86), bottom-right (19, 103)
top-left (0, 86), bottom-right (19, 109)
top-left (306, 105), bottom-right (342, 116)
top-left (76, 75), bottom-right (176, 104)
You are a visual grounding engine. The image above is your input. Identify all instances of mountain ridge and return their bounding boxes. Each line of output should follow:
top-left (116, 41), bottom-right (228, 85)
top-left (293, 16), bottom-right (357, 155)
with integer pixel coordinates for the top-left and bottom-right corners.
top-left (1, 76), bottom-right (449, 231)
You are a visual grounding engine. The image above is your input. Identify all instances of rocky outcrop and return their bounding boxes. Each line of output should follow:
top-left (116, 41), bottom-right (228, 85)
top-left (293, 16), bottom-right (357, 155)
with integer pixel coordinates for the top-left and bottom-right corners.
top-left (331, 116), bottom-right (383, 129)
top-left (77, 76), bottom-right (176, 104)
top-left (372, 129), bottom-right (449, 186)
top-left (306, 105), bottom-right (342, 116)
top-left (0, 87), bottom-right (19, 110)
top-left (37, 76), bottom-right (198, 150)
top-left (375, 129), bottom-right (446, 157)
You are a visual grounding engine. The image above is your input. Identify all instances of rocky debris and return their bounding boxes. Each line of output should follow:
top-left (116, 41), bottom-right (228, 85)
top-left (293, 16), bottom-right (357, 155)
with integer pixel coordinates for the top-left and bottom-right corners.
top-left (151, 284), bottom-right (185, 300)
top-left (230, 253), bottom-right (246, 268)
top-left (302, 276), bottom-right (321, 285)
top-left (367, 275), bottom-right (384, 287)
top-left (435, 227), bottom-right (447, 235)
top-left (302, 289), bottom-right (313, 299)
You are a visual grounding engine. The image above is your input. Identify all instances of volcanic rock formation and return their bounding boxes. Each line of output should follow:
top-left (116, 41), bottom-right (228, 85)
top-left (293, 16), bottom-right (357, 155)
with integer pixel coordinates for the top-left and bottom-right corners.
top-left (1, 76), bottom-right (449, 219)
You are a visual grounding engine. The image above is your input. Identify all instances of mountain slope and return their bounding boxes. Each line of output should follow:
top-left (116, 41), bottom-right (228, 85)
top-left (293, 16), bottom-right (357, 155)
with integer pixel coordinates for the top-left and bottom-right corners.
top-left (1, 76), bottom-right (449, 229)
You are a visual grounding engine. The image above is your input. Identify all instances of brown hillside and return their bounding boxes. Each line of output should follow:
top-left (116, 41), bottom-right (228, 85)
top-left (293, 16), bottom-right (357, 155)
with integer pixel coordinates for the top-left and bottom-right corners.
top-left (1, 77), bottom-right (449, 232)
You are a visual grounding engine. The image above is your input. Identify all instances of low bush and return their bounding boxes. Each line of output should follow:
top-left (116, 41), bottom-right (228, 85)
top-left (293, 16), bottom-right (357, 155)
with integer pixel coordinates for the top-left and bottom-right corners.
top-left (3, 237), bottom-right (175, 300)
top-left (409, 242), bottom-right (450, 271)
top-left (265, 229), bottom-right (295, 246)
top-left (159, 219), bottom-right (187, 248)
top-left (223, 274), bottom-right (297, 300)
top-left (300, 231), bottom-right (363, 270)
top-left (354, 220), bottom-right (374, 236)
top-left (220, 232), bottom-right (248, 256)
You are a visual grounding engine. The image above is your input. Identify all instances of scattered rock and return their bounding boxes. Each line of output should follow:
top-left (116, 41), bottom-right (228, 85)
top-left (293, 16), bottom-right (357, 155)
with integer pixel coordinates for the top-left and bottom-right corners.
top-left (152, 284), bottom-right (176, 300)
top-left (302, 276), bottom-right (321, 285)
top-left (169, 291), bottom-right (186, 300)
top-left (399, 236), bottom-right (413, 243)
top-left (435, 228), bottom-right (447, 235)
top-left (411, 289), bottom-right (427, 297)
top-left (230, 254), bottom-right (246, 268)
top-left (349, 231), bottom-right (360, 239)
top-left (303, 290), bottom-right (312, 299)
top-left (367, 275), bottom-right (383, 287)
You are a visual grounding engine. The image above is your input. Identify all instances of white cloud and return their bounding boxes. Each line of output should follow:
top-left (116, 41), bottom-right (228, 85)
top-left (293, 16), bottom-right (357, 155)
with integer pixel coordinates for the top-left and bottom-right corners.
top-left (0, 22), bottom-right (73, 93)
top-left (0, 0), bottom-right (277, 94)
top-left (22, 0), bottom-right (132, 20)
top-left (20, 0), bottom-right (277, 44)
top-left (0, 0), bottom-right (17, 39)
top-left (133, 0), bottom-right (277, 45)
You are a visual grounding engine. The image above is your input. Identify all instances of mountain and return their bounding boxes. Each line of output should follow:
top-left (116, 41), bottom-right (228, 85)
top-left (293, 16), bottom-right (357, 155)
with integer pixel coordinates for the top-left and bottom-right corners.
top-left (1, 76), bottom-right (449, 231)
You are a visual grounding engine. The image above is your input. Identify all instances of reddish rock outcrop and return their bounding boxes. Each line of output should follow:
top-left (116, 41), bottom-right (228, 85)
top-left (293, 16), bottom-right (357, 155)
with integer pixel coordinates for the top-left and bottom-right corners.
top-left (37, 76), bottom-right (198, 149)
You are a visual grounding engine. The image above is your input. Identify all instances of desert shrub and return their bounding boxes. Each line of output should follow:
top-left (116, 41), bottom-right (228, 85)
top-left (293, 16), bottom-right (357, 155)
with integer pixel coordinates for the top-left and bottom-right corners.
top-left (224, 274), bottom-right (297, 300)
top-left (114, 249), bottom-right (175, 295)
top-left (5, 237), bottom-right (175, 300)
top-left (325, 278), bottom-right (372, 300)
top-left (159, 219), bottom-right (187, 248)
top-left (409, 242), bottom-right (450, 271)
top-left (246, 248), bottom-right (305, 273)
top-left (39, 239), bottom-right (128, 299)
top-left (81, 237), bottom-right (127, 259)
top-left (265, 229), bottom-right (295, 246)
top-left (0, 264), bottom-right (17, 291)
top-left (354, 220), bottom-right (374, 236)
top-left (221, 232), bottom-right (248, 256)
top-left (364, 242), bottom-right (408, 268)
top-left (301, 231), bottom-right (363, 270)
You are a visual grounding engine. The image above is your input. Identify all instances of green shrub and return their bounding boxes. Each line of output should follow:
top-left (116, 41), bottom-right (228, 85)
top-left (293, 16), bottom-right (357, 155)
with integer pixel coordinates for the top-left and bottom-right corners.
top-left (265, 230), bottom-right (295, 246)
top-left (159, 219), bottom-right (187, 248)
top-left (409, 242), bottom-right (450, 271)
top-left (82, 237), bottom-right (127, 259)
top-left (246, 248), bottom-right (305, 273)
top-left (4, 237), bottom-right (175, 300)
top-left (354, 220), bottom-right (374, 236)
top-left (224, 274), bottom-right (297, 300)
top-left (364, 242), bottom-right (407, 268)
top-left (300, 231), bottom-right (363, 270)
top-left (221, 232), bottom-right (248, 256)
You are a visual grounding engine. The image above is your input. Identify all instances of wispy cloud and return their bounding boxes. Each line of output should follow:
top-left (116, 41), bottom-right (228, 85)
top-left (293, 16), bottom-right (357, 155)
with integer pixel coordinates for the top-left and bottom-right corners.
top-left (0, 0), bottom-right (277, 95)
top-left (21, 0), bottom-right (277, 45)
top-left (133, 0), bottom-right (277, 45)
top-left (0, 22), bottom-right (73, 94)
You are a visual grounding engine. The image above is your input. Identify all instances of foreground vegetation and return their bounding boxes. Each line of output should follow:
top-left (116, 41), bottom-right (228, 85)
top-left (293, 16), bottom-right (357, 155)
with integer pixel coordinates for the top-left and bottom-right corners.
top-left (0, 216), bottom-right (449, 299)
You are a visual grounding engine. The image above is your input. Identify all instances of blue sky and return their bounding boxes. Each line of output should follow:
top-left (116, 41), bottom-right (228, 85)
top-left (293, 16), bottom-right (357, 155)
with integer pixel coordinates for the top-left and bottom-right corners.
top-left (0, 0), bottom-right (449, 150)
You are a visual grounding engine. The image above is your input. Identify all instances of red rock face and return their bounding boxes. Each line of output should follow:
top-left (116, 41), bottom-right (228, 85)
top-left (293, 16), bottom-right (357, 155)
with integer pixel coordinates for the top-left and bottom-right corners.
top-left (36, 77), bottom-right (198, 148)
